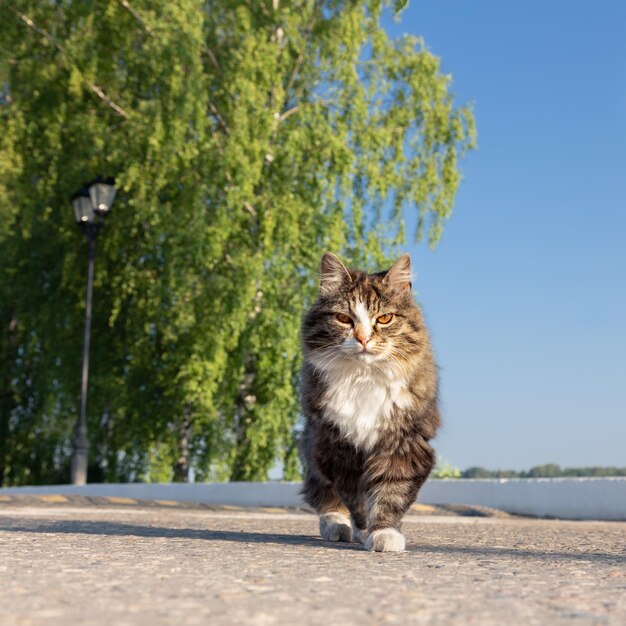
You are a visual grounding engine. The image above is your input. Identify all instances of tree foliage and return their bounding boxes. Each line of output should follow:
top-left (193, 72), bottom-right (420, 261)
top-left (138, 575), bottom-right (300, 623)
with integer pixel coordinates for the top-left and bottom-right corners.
top-left (461, 465), bottom-right (626, 479)
top-left (431, 457), bottom-right (461, 479)
top-left (0, 0), bottom-right (475, 485)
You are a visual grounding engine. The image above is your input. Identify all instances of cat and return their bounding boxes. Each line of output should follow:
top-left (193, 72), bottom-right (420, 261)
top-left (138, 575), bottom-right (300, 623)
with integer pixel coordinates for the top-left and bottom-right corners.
top-left (299, 252), bottom-right (440, 552)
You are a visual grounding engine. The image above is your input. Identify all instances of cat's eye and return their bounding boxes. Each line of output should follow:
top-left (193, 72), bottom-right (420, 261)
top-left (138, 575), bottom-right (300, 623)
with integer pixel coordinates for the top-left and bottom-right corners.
top-left (377, 313), bottom-right (394, 325)
top-left (335, 313), bottom-right (352, 324)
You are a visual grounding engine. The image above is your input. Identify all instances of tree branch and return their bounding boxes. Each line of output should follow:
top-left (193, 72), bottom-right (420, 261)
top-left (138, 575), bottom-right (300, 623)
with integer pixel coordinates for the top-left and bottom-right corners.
top-left (89, 84), bottom-right (130, 119)
top-left (4, 4), bottom-right (129, 119)
top-left (279, 106), bottom-right (300, 122)
top-left (114, 0), bottom-right (223, 80)
top-left (116, 0), bottom-right (154, 35)
top-left (203, 45), bottom-right (221, 72)
top-left (208, 99), bottom-right (229, 134)
top-left (284, 50), bottom-right (304, 96)
top-left (277, 1), bottom-right (320, 123)
top-left (242, 0), bottom-right (271, 19)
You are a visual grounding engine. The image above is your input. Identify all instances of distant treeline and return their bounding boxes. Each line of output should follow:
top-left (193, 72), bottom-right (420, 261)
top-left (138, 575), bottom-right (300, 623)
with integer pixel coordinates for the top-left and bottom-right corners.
top-left (461, 464), bottom-right (626, 479)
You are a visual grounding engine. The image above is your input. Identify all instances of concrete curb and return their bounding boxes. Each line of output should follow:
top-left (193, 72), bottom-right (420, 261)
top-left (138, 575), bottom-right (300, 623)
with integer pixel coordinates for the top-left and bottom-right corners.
top-left (0, 494), bottom-right (509, 518)
top-left (1, 477), bottom-right (625, 521)
top-left (0, 482), bottom-right (304, 507)
top-left (420, 477), bottom-right (626, 521)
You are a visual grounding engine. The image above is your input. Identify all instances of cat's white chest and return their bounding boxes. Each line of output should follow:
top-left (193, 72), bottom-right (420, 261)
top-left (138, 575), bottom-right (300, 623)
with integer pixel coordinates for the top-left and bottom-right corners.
top-left (321, 361), bottom-right (411, 450)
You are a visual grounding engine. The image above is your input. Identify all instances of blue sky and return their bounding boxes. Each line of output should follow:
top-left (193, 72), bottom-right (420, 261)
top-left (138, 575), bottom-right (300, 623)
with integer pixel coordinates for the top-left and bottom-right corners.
top-left (383, 1), bottom-right (626, 470)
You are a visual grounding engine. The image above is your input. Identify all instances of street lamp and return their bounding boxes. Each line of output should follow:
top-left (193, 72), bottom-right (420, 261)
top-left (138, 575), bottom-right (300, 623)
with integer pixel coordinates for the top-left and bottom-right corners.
top-left (70, 176), bottom-right (117, 485)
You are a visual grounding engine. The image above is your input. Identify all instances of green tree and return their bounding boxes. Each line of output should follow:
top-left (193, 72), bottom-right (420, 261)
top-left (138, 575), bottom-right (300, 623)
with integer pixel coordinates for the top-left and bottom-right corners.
top-left (525, 464), bottom-right (562, 478)
top-left (431, 457), bottom-right (461, 480)
top-left (459, 465), bottom-right (626, 479)
top-left (0, 0), bottom-right (475, 485)
top-left (461, 466), bottom-right (492, 479)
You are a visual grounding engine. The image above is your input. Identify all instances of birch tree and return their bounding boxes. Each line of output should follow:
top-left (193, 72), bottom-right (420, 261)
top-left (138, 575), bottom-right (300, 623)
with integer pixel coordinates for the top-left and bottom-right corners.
top-left (0, 0), bottom-right (475, 484)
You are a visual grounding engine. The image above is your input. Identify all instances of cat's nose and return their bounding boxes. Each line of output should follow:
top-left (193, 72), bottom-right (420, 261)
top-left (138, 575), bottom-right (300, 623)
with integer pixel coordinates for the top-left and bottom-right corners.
top-left (355, 331), bottom-right (370, 346)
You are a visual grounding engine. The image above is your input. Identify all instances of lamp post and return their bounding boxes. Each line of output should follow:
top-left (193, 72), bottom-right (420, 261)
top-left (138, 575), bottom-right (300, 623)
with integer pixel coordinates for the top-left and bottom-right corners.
top-left (70, 176), bottom-right (117, 485)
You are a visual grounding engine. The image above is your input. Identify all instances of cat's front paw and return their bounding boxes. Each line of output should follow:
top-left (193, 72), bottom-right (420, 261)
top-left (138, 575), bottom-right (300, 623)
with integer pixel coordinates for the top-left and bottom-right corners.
top-left (365, 528), bottom-right (405, 552)
top-left (319, 512), bottom-right (353, 542)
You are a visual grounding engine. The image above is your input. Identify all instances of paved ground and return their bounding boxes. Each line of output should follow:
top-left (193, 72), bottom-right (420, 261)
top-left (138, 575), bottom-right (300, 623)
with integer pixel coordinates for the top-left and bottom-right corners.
top-left (0, 501), bottom-right (624, 626)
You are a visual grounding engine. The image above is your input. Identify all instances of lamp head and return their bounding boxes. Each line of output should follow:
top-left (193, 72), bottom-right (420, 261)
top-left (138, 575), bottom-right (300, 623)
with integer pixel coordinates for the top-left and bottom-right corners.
top-left (71, 176), bottom-right (117, 230)
top-left (71, 187), bottom-right (95, 225)
top-left (88, 176), bottom-right (117, 216)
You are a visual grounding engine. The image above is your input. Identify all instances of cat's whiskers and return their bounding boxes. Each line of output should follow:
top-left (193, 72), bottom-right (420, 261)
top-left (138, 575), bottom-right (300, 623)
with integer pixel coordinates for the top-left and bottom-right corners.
top-left (309, 345), bottom-right (345, 377)
top-left (309, 340), bottom-right (342, 356)
top-left (376, 346), bottom-right (412, 378)
top-left (321, 354), bottom-right (346, 381)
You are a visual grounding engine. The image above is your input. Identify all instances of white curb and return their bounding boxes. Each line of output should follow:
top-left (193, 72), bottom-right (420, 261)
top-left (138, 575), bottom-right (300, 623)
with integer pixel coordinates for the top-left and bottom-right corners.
top-left (1, 478), bottom-right (625, 521)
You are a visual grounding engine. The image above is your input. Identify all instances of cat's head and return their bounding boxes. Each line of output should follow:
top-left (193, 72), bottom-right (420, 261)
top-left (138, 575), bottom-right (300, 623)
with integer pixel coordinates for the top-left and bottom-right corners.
top-left (302, 252), bottom-right (426, 371)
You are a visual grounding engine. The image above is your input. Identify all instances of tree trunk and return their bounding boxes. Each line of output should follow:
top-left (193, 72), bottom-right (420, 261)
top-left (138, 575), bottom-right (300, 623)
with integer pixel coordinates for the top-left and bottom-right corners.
top-left (0, 315), bottom-right (18, 486)
top-left (230, 355), bottom-right (258, 481)
top-left (173, 404), bottom-right (191, 482)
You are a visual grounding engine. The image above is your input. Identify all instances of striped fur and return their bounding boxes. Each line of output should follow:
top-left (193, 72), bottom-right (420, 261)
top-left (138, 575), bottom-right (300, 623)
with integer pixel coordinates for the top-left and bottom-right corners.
top-left (300, 253), bottom-right (440, 552)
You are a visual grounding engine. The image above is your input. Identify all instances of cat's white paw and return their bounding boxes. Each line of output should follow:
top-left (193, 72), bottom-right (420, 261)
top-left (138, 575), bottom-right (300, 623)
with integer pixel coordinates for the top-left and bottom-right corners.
top-left (319, 512), bottom-right (353, 542)
top-left (365, 528), bottom-right (406, 552)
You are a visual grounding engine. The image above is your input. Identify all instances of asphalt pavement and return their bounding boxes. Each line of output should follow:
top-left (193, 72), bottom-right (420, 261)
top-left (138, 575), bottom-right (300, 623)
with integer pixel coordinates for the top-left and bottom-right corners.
top-left (0, 498), bottom-right (624, 625)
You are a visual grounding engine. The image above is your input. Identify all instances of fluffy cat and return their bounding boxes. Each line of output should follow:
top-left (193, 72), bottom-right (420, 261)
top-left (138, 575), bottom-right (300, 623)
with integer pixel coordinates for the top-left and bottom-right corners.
top-left (300, 252), bottom-right (440, 552)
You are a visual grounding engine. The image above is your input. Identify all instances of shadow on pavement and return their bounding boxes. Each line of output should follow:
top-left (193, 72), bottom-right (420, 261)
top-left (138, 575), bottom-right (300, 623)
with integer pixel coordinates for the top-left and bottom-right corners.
top-left (0, 519), bottom-right (362, 551)
top-left (1, 519), bottom-right (624, 563)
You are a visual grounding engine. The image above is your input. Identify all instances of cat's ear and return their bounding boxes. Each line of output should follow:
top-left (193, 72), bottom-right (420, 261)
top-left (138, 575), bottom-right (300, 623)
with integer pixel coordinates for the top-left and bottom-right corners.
top-left (384, 253), bottom-right (412, 291)
top-left (320, 252), bottom-right (351, 295)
